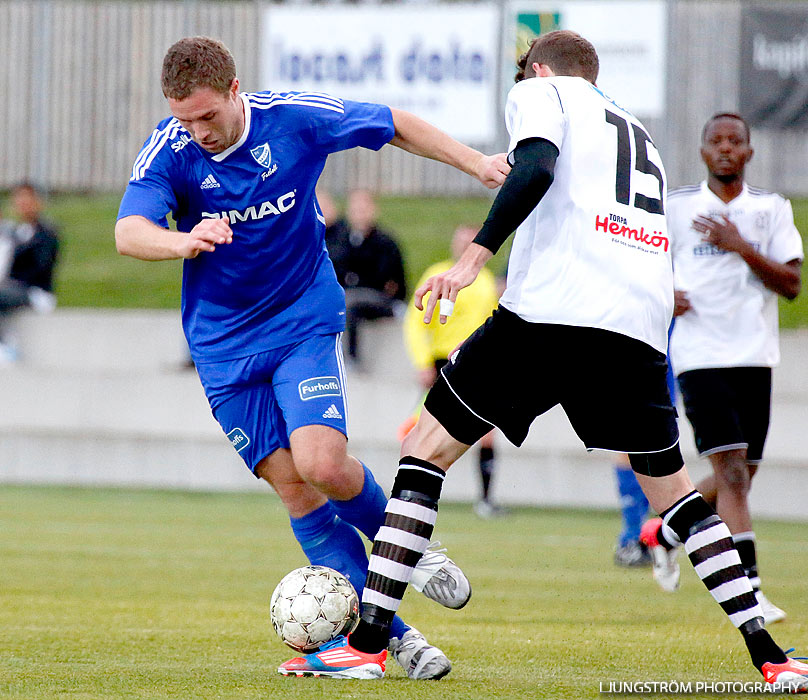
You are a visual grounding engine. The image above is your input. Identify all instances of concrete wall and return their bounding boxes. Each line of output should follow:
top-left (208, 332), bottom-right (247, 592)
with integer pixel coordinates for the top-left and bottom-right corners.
top-left (1, 309), bottom-right (806, 520)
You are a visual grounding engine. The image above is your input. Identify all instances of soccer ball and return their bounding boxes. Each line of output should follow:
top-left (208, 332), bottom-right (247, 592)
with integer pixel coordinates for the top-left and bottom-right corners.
top-left (269, 565), bottom-right (360, 652)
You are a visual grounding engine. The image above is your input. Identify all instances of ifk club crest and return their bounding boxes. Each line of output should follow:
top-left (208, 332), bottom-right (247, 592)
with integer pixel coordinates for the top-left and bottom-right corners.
top-left (250, 142), bottom-right (278, 180)
top-left (250, 142), bottom-right (271, 167)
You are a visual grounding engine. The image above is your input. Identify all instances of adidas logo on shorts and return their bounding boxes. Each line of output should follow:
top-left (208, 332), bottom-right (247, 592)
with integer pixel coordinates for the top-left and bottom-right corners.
top-left (200, 174), bottom-right (221, 189)
top-left (323, 404), bottom-right (343, 420)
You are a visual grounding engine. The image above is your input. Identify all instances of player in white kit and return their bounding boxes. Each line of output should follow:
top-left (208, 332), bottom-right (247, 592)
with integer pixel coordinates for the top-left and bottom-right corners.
top-left (641, 113), bottom-right (802, 626)
top-left (278, 32), bottom-right (808, 688)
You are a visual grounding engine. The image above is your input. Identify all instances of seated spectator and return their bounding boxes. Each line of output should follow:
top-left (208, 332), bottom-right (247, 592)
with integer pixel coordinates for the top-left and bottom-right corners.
top-left (0, 183), bottom-right (60, 362)
top-left (328, 189), bottom-right (406, 364)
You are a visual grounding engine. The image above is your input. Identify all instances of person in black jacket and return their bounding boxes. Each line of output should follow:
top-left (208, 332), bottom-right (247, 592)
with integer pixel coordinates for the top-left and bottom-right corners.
top-left (0, 183), bottom-right (60, 360)
top-left (8, 184), bottom-right (60, 293)
top-left (327, 189), bottom-right (406, 364)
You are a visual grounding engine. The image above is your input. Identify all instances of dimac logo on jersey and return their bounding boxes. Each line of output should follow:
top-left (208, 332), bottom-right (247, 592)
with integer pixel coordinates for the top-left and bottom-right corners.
top-left (298, 376), bottom-right (342, 401)
top-left (201, 191), bottom-right (295, 223)
top-left (595, 214), bottom-right (669, 253)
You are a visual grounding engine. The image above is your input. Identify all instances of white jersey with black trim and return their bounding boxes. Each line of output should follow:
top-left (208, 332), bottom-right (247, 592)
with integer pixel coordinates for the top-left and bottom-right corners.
top-left (668, 181), bottom-right (803, 373)
top-left (499, 76), bottom-right (673, 354)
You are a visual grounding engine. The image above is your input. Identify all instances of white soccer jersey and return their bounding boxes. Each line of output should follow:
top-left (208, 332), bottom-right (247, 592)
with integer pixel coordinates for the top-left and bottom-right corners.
top-left (499, 77), bottom-right (673, 353)
top-left (668, 181), bottom-right (803, 373)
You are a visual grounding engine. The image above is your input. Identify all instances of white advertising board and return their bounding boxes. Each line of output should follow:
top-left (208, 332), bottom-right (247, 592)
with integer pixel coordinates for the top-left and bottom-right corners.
top-left (506, 1), bottom-right (667, 118)
top-left (261, 4), bottom-right (500, 143)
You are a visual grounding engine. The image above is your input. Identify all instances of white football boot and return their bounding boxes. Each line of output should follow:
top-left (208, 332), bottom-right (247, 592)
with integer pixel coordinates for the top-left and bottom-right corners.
top-left (389, 627), bottom-right (452, 680)
top-left (411, 541), bottom-right (472, 609)
top-left (640, 518), bottom-right (681, 592)
top-left (756, 590), bottom-right (787, 625)
top-left (648, 544), bottom-right (681, 592)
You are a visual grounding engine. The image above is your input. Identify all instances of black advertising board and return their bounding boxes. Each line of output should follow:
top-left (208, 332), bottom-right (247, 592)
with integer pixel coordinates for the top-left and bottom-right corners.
top-left (741, 5), bottom-right (808, 128)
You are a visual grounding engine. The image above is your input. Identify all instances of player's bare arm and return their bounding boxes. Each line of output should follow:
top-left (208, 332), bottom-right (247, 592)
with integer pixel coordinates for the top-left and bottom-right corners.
top-left (673, 289), bottom-right (692, 317)
top-left (693, 214), bottom-right (802, 299)
top-left (416, 243), bottom-right (493, 325)
top-left (388, 108), bottom-right (510, 189)
top-left (116, 215), bottom-right (233, 261)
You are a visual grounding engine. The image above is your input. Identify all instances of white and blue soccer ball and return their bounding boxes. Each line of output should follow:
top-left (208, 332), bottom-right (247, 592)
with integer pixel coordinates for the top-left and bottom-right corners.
top-left (270, 565), bottom-right (360, 652)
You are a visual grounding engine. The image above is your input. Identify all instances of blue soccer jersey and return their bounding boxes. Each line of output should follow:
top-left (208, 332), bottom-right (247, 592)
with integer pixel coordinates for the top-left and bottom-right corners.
top-left (118, 91), bottom-right (394, 361)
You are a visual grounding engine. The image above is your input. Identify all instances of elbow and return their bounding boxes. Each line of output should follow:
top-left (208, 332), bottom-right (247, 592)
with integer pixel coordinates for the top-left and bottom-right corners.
top-left (784, 267), bottom-right (802, 300)
top-left (114, 218), bottom-right (134, 257)
top-left (780, 275), bottom-right (801, 301)
top-left (114, 235), bottom-right (128, 257)
top-left (540, 168), bottom-right (555, 192)
top-left (780, 261), bottom-right (802, 300)
top-left (389, 107), bottom-right (405, 142)
top-left (784, 280), bottom-right (801, 301)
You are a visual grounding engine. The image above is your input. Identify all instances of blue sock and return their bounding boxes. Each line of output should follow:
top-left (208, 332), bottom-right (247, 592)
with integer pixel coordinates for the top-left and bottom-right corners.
top-left (614, 465), bottom-right (649, 547)
top-left (329, 462), bottom-right (388, 540)
top-left (289, 502), bottom-right (409, 641)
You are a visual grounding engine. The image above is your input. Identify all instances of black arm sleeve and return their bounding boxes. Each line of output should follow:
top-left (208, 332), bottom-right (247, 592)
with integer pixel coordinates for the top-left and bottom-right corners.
top-left (473, 137), bottom-right (559, 254)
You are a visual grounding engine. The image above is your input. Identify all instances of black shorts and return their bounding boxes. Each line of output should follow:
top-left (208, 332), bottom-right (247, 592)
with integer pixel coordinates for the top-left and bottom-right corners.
top-left (424, 307), bottom-right (681, 468)
top-left (677, 367), bottom-right (771, 463)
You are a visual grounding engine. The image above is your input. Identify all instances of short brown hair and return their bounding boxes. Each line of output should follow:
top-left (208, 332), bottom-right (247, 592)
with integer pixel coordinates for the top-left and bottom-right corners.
top-left (161, 36), bottom-right (236, 100)
top-left (515, 30), bottom-right (599, 84)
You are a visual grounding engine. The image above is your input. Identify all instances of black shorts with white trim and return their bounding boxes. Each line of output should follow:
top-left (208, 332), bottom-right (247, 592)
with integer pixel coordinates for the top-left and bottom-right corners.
top-left (424, 306), bottom-right (683, 477)
top-left (677, 366), bottom-right (772, 463)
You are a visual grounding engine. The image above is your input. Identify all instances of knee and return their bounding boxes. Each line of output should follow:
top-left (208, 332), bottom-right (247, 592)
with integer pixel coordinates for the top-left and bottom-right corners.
top-left (295, 450), bottom-right (353, 494)
top-left (719, 461), bottom-right (752, 494)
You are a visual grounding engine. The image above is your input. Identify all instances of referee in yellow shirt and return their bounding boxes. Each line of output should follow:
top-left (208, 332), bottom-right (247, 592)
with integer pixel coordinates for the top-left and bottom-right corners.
top-left (403, 225), bottom-right (503, 517)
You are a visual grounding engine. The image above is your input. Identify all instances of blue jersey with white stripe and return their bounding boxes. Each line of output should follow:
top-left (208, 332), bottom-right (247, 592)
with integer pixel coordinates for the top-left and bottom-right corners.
top-left (118, 91), bottom-right (394, 361)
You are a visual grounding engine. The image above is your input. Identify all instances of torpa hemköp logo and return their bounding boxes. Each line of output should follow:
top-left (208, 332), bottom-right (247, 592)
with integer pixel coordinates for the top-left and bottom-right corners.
top-left (250, 142), bottom-right (272, 168)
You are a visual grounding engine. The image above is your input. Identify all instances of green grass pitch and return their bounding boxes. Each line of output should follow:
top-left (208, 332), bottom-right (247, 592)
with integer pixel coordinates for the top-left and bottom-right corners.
top-left (1, 485), bottom-right (805, 699)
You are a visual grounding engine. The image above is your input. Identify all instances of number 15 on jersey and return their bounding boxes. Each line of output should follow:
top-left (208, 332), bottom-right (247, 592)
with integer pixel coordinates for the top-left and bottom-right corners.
top-left (605, 110), bottom-right (665, 216)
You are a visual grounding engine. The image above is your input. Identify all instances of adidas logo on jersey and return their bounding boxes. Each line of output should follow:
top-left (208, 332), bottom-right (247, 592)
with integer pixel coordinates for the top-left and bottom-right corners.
top-left (323, 404), bottom-right (343, 420)
top-left (200, 174), bottom-right (220, 189)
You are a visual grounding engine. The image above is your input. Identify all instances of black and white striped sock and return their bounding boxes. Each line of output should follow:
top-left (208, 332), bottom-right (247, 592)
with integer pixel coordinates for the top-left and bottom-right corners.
top-left (351, 457), bottom-right (445, 653)
top-left (661, 491), bottom-right (785, 669)
top-left (663, 491), bottom-right (762, 629)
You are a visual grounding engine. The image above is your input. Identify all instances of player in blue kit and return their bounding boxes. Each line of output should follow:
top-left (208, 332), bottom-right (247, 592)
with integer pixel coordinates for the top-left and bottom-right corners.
top-left (116, 36), bottom-right (509, 680)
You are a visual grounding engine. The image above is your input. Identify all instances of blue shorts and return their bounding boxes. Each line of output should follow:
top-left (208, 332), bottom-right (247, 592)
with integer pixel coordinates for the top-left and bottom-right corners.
top-left (195, 333), bottom-right (349, 472)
